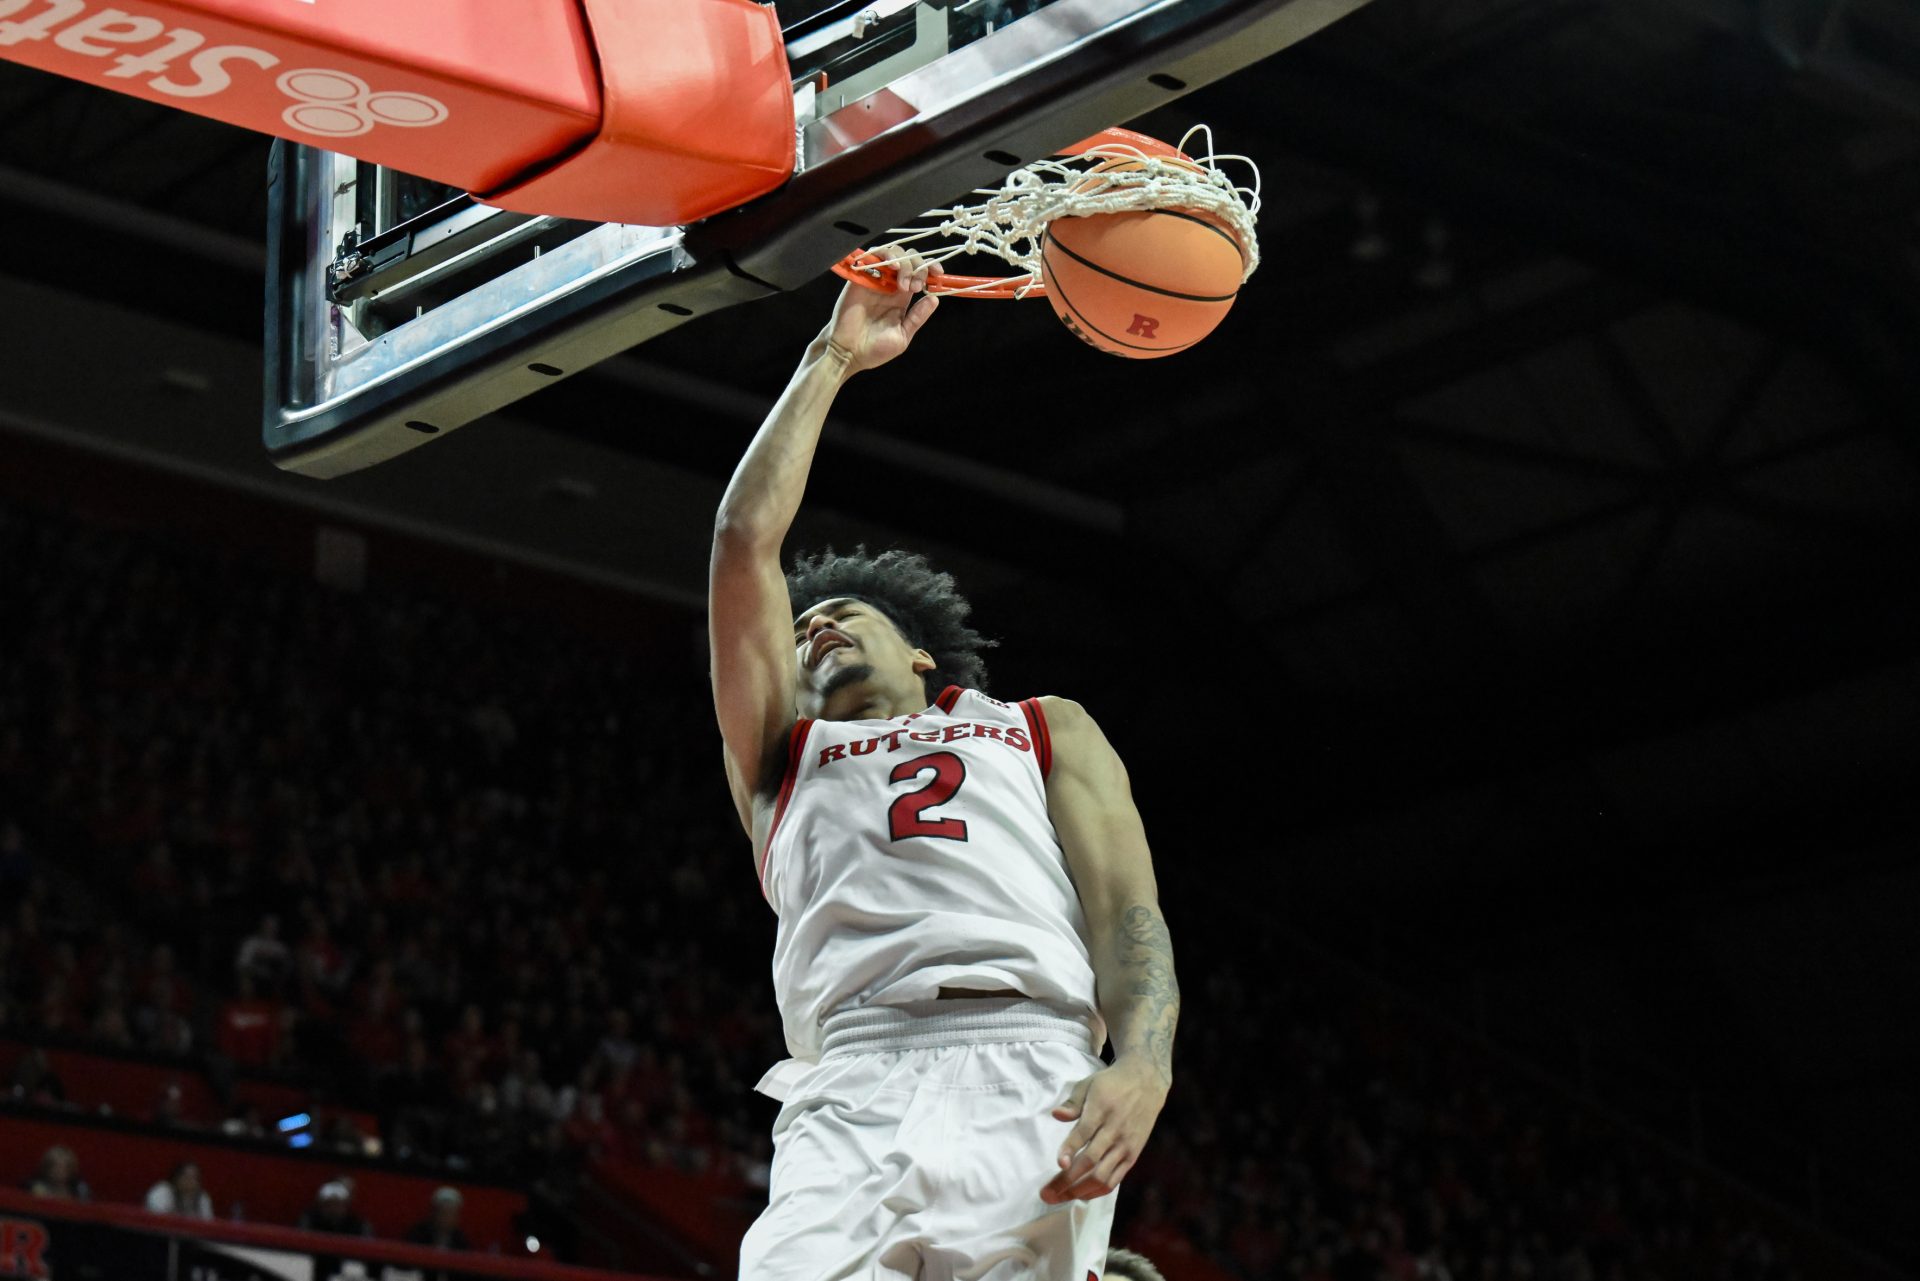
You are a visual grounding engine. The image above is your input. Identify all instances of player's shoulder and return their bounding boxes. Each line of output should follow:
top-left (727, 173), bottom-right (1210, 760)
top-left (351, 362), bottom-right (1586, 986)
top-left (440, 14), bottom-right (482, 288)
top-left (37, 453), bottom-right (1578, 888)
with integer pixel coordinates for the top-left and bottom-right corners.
top-left (1031, 694), bottom-right (1095, 734)
top-left (954, 689), bottom-right (1099, 738)
top-left (957, 688), bottom-right (1087, 716)
top-left (1030, 693), bottom-right (1088, 715)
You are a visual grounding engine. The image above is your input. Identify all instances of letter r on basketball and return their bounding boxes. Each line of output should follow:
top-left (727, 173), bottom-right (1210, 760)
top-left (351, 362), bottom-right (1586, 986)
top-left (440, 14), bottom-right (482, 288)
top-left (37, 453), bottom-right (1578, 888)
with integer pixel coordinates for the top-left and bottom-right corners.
top-left (277, 68), bottom-right (448, 138)
top-left (1127, 314), bottom-right (1160, 338)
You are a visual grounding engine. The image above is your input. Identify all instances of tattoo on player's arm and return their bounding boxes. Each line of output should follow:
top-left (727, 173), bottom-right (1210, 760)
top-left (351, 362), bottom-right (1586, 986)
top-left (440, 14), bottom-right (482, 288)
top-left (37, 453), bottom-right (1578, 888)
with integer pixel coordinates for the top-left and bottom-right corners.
top-left (1117, 903), bottom-right (1180, 1086)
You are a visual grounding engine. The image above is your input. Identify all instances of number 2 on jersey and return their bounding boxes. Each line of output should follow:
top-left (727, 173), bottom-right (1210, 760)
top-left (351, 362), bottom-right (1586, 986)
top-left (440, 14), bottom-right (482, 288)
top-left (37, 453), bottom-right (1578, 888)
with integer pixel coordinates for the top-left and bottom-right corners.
top-left (888, 752), bottom-right (969, 842)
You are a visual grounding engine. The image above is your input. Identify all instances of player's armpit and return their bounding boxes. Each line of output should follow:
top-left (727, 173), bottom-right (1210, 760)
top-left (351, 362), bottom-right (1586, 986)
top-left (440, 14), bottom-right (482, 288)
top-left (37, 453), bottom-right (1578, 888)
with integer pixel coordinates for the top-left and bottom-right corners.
top-left (721, 746), bottom-right (754, 836)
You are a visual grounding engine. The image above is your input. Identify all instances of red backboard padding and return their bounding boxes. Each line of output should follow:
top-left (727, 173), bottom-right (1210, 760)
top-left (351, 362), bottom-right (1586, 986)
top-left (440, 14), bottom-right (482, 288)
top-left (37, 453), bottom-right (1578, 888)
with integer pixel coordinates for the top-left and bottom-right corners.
top-left (0, 0), bottom-right (600, 193)
top-left (0, 0), bottom-right (797, 224)
top-left (0, 1112), bottom-right (525, 1250)
top-left (485, 0), bottom-right (795, 226)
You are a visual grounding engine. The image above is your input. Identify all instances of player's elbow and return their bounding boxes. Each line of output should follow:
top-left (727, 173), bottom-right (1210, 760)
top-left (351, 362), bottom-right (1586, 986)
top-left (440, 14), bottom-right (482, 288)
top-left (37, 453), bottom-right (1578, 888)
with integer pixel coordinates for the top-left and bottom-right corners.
top-left (712, 511), bottom-right (781, 558)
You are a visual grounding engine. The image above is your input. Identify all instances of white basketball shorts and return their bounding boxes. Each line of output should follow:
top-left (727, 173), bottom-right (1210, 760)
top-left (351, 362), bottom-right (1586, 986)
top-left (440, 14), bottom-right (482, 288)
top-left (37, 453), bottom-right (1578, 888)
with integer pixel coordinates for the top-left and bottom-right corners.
top-left (741, 998), bottom-right (1117, 1281)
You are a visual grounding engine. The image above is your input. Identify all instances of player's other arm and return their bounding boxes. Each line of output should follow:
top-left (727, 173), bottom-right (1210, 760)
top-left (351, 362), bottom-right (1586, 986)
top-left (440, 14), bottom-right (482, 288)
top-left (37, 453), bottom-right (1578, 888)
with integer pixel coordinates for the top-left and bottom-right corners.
top-left (1038, 695), bottom-right (1179, 1204)
top-left (708, 257), bottom-right (940, 829)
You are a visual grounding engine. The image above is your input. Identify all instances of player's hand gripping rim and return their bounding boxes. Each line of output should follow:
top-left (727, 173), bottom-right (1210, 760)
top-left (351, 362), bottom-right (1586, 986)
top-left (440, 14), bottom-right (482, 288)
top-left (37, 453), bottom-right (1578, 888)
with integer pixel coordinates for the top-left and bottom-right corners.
top-left (1041, 1057), bottom-right (1169, 1204)
top-left (821, 249), bottom-right (941, 377)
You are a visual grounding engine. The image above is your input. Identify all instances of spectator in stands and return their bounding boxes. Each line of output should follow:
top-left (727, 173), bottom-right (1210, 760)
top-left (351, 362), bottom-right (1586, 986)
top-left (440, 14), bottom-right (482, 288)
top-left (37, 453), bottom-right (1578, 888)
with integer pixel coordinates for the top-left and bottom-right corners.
top-left (151, 1079), bottom-right (189, 1129)
top-left (7, 1046), bottom-right (64, 1104)
top-left (442, 1003), bottom-right (491, 1080)
top-left (236, 913), bottom-right (291, 993)
top-left (739, 1134), bottom-right (773, 1196)
top-left (597, 1007), bottom-right (638, 1075)
top-left (25, 1145), bottom-right (90, 1200)
top-left (133, 946), bottom-right (195, 1056)
top-left (129, 843), bottom-right (183, 920)
top-left (217, 970), bottom-right (285, 1068)
top-left (145, 1160), bottom-right (214, 1218)
top-left (297, 1179), bottom-right (371, 1237)
top-left (294, 914), bottom-right (351, 1011)
top-left (90, 998), bottom-right (134, 1047)
top-left (321, 1113), bottom-right (367, 1155)
top-left (220, 1101), bottom-right (269, 1139)
top-left (405, 1186), bottom-right (470, 1251)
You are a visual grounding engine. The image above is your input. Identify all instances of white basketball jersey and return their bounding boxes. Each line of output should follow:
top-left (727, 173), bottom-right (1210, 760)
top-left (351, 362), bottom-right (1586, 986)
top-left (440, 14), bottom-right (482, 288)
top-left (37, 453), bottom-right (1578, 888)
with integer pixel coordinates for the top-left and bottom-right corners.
top-left (756, 686), bottom-right (1105, 1097)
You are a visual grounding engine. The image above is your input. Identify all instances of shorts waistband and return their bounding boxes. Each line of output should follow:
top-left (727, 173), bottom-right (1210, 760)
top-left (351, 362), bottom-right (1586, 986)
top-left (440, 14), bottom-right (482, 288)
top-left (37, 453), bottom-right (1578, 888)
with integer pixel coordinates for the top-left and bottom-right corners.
top-left (820, 998), bottom-right (1098, 1058)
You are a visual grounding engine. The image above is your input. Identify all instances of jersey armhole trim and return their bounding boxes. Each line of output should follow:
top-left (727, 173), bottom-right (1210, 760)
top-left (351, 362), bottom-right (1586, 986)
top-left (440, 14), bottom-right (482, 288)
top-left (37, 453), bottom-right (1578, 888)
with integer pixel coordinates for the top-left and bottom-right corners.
top-left (935, 685), bottom-right (964, 713)
top-left (758, 718), bottom-right (814, 907)
top-left (1019, 698), bottom-right (1053, 780)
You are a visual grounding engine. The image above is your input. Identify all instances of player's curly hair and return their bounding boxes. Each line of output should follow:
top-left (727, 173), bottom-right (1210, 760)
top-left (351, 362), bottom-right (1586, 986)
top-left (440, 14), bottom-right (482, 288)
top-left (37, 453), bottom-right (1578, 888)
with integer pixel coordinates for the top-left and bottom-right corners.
top-left (786, 546), bottom-right (995, 701)
top-left (1103, 1249), bottom-right (1168, 1281)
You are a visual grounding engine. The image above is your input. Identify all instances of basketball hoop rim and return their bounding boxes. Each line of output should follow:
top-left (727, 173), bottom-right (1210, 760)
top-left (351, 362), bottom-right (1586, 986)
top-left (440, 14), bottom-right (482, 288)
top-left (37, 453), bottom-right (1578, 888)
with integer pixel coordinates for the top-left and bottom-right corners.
top-left (831, 251), bottom-right (1041, 299)
top-left (830, 126), bottom-right (1235, 301)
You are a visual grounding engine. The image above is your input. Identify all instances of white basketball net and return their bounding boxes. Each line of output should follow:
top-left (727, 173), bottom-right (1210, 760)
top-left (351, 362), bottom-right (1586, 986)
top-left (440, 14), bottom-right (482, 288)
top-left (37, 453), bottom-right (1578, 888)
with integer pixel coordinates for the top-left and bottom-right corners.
top-left (850, 125), bottom-right (1261, 298)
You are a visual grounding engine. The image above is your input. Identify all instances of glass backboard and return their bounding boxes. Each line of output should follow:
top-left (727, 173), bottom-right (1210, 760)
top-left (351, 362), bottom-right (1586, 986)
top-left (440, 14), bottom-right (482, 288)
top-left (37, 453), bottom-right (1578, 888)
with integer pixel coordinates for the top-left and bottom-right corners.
top-left (264, 0), bottom-right (1372, 477)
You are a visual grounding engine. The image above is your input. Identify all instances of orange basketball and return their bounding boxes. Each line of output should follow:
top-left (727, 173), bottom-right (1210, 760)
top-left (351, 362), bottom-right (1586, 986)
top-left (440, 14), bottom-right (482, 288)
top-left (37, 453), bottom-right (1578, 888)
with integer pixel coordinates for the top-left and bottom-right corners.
top-left (1040, 160), bottom-right (1246, 359)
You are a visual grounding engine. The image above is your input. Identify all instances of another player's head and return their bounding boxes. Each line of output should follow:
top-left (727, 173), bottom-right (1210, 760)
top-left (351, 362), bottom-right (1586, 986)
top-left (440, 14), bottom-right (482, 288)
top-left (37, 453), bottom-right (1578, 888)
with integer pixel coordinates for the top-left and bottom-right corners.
top-left (786, 546), bottom-right (994, 719)
top-left (1102, 1248), bottom-right (1168, 1281)
top-left (1102, 1248), bottom-right (1167, 1281)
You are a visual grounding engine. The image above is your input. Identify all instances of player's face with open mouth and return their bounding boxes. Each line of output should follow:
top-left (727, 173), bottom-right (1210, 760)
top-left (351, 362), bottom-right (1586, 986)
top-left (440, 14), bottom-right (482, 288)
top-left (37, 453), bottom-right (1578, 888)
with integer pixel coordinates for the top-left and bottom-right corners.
top-left (793, 597), bottom-right (930, 716)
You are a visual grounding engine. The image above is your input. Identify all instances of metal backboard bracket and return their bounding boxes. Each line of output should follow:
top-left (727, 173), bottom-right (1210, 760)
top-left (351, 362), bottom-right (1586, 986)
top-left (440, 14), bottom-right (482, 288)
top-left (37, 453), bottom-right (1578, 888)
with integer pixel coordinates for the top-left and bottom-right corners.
top-left (264, 0), bottom-right (1373, 477)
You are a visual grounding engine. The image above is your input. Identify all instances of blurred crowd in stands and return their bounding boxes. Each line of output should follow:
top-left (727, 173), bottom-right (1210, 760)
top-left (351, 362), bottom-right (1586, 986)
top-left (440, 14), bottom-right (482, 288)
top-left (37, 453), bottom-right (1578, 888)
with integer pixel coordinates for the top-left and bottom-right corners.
top-left (0, 497), bottom-right (1816, 1279)
top-left (20, 1137), bottom-right (470, 1248)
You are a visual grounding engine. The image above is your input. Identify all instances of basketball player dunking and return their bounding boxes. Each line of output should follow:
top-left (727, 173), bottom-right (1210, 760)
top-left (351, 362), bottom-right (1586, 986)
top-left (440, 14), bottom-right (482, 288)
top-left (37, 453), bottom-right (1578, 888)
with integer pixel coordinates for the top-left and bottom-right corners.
top-left (711, 256), bottom-right (1180, 1280)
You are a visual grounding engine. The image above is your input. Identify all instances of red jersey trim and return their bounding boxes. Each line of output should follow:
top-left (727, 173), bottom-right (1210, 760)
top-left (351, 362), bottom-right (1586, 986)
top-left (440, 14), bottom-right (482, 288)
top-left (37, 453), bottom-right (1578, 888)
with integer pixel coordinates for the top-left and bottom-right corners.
top-left (935, 685), bottom-right (964, 713)
top-left (1019, 698), bottom-right (1053, 780)
top-left (758, 718), bottom-right (814, 905)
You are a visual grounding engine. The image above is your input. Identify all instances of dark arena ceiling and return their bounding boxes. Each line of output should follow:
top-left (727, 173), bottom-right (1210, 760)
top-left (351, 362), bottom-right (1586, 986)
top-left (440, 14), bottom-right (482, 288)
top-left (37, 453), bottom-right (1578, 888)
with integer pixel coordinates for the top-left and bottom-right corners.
top-left (3, 0), bottom-right (1919, 1272)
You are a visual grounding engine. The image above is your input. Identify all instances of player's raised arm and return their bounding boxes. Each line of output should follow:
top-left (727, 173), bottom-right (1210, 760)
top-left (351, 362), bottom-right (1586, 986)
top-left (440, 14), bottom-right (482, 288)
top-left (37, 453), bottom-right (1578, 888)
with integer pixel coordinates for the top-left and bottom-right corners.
top-left (709, 257), bottom-right (941, 827)
top-left (1034, 696), bottom-right (1180, 1204)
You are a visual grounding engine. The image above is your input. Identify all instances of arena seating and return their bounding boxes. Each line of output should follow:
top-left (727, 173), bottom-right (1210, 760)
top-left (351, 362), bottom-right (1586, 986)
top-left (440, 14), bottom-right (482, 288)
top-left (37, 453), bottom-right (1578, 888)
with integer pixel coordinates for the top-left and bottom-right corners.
top-left (0, 1183), bottom-right (628, 1281)
top-left (0, 492), bottom-right (1889, 1280)
top-left (0, 1107), bottom-right (529, 1249)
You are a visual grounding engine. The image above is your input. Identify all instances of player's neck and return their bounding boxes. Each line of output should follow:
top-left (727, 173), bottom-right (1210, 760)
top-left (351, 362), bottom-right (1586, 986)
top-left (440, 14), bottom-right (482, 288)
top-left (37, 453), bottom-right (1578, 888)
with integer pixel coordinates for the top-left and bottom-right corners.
top-left (820, 679), bottom-right (928, 722)
top-left (846, 691), bottom-right (922, 721)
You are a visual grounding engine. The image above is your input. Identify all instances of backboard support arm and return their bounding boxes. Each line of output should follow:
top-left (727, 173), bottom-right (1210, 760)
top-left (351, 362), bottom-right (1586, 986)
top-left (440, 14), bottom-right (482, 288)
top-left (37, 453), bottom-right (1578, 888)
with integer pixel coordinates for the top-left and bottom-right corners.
top-left (264, 0), bottom-right (1374, 478)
